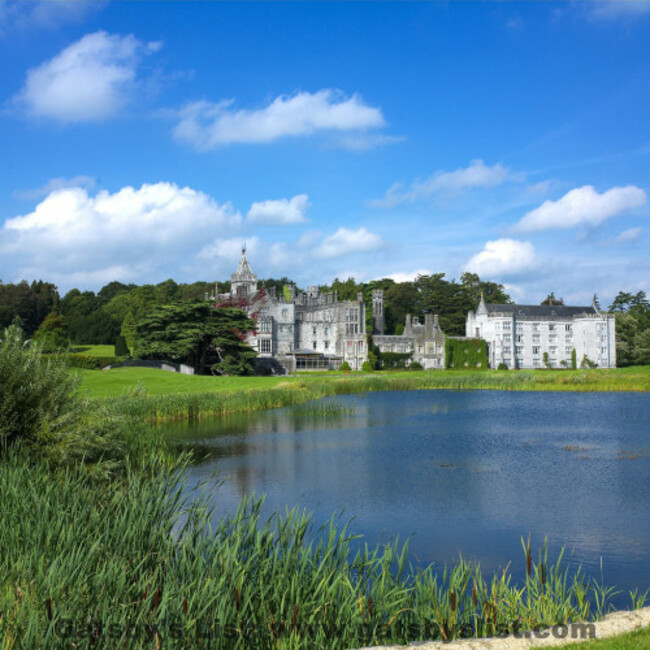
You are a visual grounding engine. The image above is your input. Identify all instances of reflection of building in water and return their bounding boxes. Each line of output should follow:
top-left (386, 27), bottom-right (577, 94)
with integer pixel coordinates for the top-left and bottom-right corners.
top-left (211, 247), bottom-right (368, 372)
top-left (466, 296), bottom-right (616, 369)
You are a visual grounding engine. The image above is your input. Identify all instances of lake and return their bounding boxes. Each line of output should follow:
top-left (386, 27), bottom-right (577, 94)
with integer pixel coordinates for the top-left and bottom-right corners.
top-left (163, 389), bottom-right (650, 605)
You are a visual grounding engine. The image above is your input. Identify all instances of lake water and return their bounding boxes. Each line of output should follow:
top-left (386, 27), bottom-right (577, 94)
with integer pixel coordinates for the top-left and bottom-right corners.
top-left (163, 390), bottom-right (650, 604)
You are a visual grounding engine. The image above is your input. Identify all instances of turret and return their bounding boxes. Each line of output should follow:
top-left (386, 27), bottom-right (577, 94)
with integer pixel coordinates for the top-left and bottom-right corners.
top-left (372, 289), bottom-right (384, 335)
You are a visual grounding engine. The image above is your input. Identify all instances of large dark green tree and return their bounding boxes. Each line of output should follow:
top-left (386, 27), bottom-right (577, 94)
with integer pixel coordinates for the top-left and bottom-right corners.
top-left (134, 303), bottom-right (257, 375)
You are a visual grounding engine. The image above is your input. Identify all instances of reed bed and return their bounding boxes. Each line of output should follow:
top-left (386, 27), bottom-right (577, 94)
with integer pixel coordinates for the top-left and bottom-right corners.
top-left (1, 452), bottom-right (640, 650)
top-left (99, 368), bottom-right (650, 425)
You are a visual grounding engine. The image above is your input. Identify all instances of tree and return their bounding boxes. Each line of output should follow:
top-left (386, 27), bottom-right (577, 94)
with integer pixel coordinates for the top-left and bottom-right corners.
top-left (134, 302), bottom-right (257, 375)
top-left (33, 312), bottom-right (69, 352)
top-left (114, 335), bottom-right (129, 357)
top-left (541, 293), bottom-right (564, 306)
top-left (120, 310), bottom-right (137, 350)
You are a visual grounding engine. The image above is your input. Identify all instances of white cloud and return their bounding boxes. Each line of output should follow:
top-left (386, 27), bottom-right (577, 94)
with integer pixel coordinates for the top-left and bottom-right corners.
top-left (380, 269), bottom-right (432, 283)
top-left (0, 1), bottom-right (102, 35)
top-left (514, 185), bottom-right (646, 233)
top-left (614, 227), bottom-right (642, 244)
top-left (370, 160), bottom-right (511, 208)
top-left (247, 194), bottom-right (310, 225)
top-left (1, 182), bottom-right (242, 289)
top-left (12, 175), bottom-right (95, 200)
top-left (172, 89), bottom-right (386, 150)
top-left (315, 227), bottom-right (382, 259)
top-left (465, 238), bottom-right (539, 278)
top-left (587, 1), bottom-right (650, 20)
top-left (12, 31), bottom-right (161, 122)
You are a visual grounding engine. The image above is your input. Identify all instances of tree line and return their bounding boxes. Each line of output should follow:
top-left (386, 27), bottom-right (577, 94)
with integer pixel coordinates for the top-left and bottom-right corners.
top-left (1, 275), bottom-right (648, 367)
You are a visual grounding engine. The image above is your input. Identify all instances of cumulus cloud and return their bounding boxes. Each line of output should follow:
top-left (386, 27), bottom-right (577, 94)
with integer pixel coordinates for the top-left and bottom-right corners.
top-left (1, 182), bottom-right (242, 289)
top-left (12, 31), bottom-right (161, 122)
top-left (514, 185), bottom-right (646, 233)
top-left (370, 160), bottom-right (511, 208)
top-left (465, 238), bottom-right (539, 278)
top-left (172, 89), bottom-right (386, 150)
top-left (247, 194), bottom-right (310, 225)
top-left (315, 227), bottom-right (382, 259)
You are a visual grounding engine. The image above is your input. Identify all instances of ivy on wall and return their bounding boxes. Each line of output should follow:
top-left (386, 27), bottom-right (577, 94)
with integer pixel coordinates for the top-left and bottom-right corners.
top-left (445, 338), bottom-right (488, 370)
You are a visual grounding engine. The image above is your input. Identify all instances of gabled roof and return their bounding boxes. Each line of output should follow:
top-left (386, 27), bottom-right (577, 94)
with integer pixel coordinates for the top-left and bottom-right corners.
top-left (485, 303), bottom-right (599, 319)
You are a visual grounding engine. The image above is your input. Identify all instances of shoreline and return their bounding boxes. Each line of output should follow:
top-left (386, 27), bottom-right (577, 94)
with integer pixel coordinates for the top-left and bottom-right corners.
top-left (91, 367), bottom-right (650, 423)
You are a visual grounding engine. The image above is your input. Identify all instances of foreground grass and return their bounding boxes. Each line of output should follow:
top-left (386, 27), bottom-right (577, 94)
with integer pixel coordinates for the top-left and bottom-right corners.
top-left (0, 452), bottom-right (633, 650)
top-left (77, 366), bottom-right (650, 422)
top-left (533, 625), bottom-right (650, 649)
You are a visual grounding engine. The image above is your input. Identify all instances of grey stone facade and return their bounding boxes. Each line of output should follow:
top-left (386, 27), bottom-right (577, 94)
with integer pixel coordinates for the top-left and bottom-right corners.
top-left (212, 248), bottom-right (368, 372)
top-left (371, 290), bottom-right (446, 369)
top-left (466, 296), bottom-right (616, 369)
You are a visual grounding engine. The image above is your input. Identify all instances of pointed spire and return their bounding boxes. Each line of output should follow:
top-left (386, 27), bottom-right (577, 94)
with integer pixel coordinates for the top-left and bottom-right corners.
top-left (477, 292), bottom-right (488, 315)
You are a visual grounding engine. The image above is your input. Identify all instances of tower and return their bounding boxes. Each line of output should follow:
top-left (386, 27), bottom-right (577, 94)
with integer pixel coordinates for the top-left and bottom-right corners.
top-left (372, 289), bottom-right (384, 335)
top-left (230, 244), bottom-right (258, 300)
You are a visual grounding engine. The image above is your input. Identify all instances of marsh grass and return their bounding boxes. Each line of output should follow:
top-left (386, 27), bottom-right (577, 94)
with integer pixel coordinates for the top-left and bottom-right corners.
top-left (0, 453), bottom-right (639, 649)
top-left (87, 367), bottom-right (650, 426)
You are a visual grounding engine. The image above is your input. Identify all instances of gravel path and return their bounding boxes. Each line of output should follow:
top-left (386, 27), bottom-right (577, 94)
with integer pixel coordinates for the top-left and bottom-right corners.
top-left (355, 607), bottom-right (650, 649)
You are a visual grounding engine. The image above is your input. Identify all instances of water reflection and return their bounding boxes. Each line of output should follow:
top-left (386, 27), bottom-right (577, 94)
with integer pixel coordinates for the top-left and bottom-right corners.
top-left (162, 390), bottom-right (650, 602)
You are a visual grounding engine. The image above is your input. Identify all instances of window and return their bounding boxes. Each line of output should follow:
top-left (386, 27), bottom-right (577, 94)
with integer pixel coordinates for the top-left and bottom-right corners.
top-left (565, 346), bottom-right (572, 355)
top-left (495, 322), bottom-right (501, 330)
top-left (503, 346), bottom-right (511, 354)
top-left (503, 334), bottom-right (511, 343)
top-left (549, 324), bottom-right (556, 332)
top-left (312, 326), bottom-right (317, 335)
top-left (359, 341), bottom-right (364, 350)
top-left (516, 346), bottom-right (523, 355)
top-left (565, 324), bottom-right (572, 333)
top-left (549, 336), bottom-right (557, 343)
top-left (533, 358), bottom-right (541, 367)
top-left (313, 341), bottom-right (317, 350)
top-left (324, 327), bottom-right (329, 336)
top-left (503, 358), bottom-right (511, 366)
top-left (566, 336), bottom-right (573, 343)
top-left (324, 341), bottom-right (329, 349)
top-left (503, 322), bottom-right (511, 331)
top-left (533, 334), bottom-right (540, 343)
top-left (532, 346), bottom-right (540, 355)
top-left (260, 339), bottom-right (271, 354)
top-left (532, 323), bottom-right (540, 332)
top-left (260, 320), bottom-right (272, 333)
top-left (517, 334), bottom-right (524, 343)
top-left (550, 346), bottom-right (557, 354)
top-left (354, 324), bottom-right (358, 334)
top-left (282, 309), bottom-right (288, 319)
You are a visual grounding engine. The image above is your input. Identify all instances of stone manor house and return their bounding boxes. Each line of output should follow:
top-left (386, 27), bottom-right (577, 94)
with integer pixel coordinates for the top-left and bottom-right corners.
top-left (211, 249), bottom-right (616, 372)
top-left (211, 248), bottom-right (446, 372)
top-left (466, 295), bottom-right (616, 369)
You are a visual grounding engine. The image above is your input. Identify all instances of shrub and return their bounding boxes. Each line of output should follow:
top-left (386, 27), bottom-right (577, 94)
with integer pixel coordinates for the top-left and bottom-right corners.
top-left (0, 324), bottom-right (78, 450)
top-left (581, 355), bottom-right (598, 369)
top-left (114, 334), bottom-right (129, 357)
top-left (497, 362), bottom-right (509, 370)
top-left (339, 361), bottom-right (352, 372)
top-left (361, 361), bottom-right (374, 372)
top-left (408, 361), bottom-right (424, 371)
top-left (571, 348), bottom-right (577, 370)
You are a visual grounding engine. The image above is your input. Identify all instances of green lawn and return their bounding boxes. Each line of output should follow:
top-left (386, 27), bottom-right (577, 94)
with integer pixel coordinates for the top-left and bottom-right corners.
top-left (70, 344), bottom-right (116, 357)
top-left (533, 624), bottom-right (650, 648)
top-left (77, 365), bottom-right (650, 399)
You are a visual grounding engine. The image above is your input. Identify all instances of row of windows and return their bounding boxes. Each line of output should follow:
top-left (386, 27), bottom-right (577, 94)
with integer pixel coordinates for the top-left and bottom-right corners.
top-left (345, 308), bottom-right (360, 322)
top-left (496, 322), bottom-right (574, 333)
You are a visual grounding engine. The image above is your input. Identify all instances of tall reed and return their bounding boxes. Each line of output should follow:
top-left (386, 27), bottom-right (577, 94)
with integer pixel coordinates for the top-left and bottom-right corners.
top-left (0, 451), bottom-right (636, 649)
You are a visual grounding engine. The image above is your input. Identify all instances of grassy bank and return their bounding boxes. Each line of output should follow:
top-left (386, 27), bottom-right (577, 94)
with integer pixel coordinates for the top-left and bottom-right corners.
top-left (1, 451), bottom-right (638, 650)
top-left (78, 366), bottom-right (650, 422)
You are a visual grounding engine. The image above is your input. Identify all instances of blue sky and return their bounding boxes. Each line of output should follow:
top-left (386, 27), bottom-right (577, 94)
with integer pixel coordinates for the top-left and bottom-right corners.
top-left (1, 1), bottom-right (649, 305)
